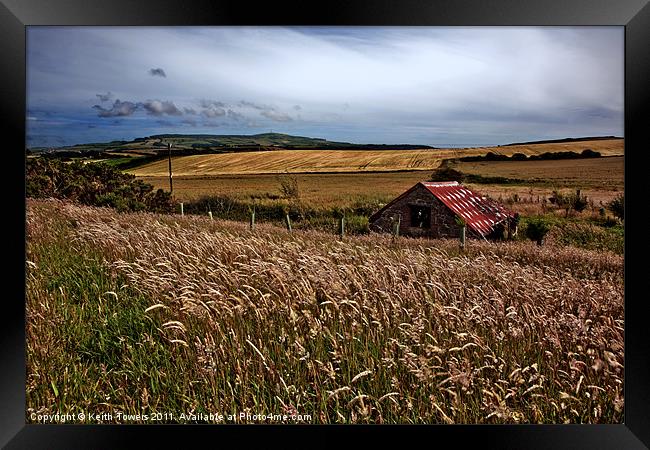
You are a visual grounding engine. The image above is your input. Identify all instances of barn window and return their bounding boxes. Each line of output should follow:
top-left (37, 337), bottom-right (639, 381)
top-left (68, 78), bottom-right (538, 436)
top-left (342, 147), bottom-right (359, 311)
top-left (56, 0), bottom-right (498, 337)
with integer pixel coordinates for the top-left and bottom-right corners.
top-left (409, 205), bottom-right (431, 228)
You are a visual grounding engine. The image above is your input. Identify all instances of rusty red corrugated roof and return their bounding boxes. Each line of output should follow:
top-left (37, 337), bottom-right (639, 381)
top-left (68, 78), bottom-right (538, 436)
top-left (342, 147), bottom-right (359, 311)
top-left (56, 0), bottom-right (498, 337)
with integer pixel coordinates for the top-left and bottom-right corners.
top-left (420, 181), bottom-right (516, 237)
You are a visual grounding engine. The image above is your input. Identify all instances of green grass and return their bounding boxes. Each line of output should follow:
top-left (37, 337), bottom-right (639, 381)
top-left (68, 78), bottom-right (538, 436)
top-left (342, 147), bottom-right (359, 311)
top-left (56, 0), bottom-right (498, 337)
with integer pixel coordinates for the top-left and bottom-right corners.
top-left (26, 205), bottom-right (326, 423)
top-left (517, 215), bottom-right (624, 254)
top-left (180, 194), bottom-right (377, 235)
top-left (95, 155), bottom-right (165, 170)
top-left (27, 215), bottom-right (207, 422)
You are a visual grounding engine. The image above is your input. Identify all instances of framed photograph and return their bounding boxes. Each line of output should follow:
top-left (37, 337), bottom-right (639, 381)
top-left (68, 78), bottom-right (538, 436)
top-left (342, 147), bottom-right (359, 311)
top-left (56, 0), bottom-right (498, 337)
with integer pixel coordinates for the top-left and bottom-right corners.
top-left (4, 0), bottom-right (647, 447)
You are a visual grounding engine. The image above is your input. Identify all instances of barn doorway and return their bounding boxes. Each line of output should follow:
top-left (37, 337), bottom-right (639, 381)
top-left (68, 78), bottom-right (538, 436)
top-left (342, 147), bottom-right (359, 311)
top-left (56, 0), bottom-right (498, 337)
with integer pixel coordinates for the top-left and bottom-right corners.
top-left (409, 204), bottom-right (431, 228)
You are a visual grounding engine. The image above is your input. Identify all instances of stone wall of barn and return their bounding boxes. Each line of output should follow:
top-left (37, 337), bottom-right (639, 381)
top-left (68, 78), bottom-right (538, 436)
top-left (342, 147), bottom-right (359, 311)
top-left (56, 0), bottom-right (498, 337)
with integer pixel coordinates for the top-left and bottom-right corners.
top-left (370, 184), bottom-right (468, 238)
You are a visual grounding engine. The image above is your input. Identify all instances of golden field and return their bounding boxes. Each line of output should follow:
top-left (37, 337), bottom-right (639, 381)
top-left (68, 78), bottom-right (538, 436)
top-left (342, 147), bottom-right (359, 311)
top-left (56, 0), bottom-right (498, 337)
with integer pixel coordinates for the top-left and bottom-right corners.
top-left (130, 149), bottom-right (446, 176)
top-left (138, 157), bottom-right (623, 213)
top-left (128, 139), bottom-right (623, 177)
top-left (139, 172), bottom-right (429, 206)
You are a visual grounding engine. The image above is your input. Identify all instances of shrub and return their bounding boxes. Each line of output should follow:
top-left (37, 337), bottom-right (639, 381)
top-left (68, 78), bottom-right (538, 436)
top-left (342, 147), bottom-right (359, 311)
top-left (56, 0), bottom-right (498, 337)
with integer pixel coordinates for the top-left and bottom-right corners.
top-left (549, 190), bottom-right (588, 216)
top-left (600, 216), bottom-right (619, 228)
top-left (546, 221), bottom-right (623, 254)
top-left (581, 149), bottom-right (601, 158)
top-left (483, 152), bottom-right (509, 161)
top-left (277, 174), bottom-right (301, 199)
top-left (607, 193), bottom-right (624, 220)
top-left (342, 214), bottom-right (370, 234)
top-left (568, 190), bottom-right (589, 213)
top-left (26, 158), bottom-right (174, 213)
top-left (429, 166), bottom-right (465, 182)
top-left (523, 217), bottom-right (552, 245)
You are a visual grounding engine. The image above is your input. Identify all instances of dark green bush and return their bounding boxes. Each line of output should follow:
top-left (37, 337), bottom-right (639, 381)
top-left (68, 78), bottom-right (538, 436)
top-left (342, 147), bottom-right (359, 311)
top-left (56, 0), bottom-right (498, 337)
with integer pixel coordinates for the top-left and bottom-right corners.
top-left (549, 189), bottom-right (588, 216)
top-left (459, 149), bottom-right (600, 163)
top-left (26, 158), bottom-right (174, 213)
top-left (520, 215), bottom-right (622, 254)
top-left (342, 214), bottom-right (370, 234)
top-left (547, 222), bottom-right (623, 254)
top-left (523, 217), bottom-right (553, 245)
top-left (580, 149), bottom-right (601, 158)
top-left (429, 166), bottom-right (465, 182)
top-left (607, 193), bottom-right (624, 220)
top-left (569, 190), bottom-right (589, 213)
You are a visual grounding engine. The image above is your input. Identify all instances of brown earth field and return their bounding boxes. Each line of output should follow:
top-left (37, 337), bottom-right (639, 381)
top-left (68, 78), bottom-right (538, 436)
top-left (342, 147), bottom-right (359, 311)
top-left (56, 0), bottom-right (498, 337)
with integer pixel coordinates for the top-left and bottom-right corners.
top-left (128, 139), bottom-right (623, 177)
top-left (454, 156), bottom-right (624, 213)
top-left (453, 156), bottom-right (623, 190)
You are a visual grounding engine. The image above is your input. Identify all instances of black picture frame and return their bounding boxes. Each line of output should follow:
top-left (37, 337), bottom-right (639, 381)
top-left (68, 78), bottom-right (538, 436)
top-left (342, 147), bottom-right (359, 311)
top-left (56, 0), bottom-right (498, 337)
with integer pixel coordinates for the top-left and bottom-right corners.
top-left (3, 0), bottom-right (647, 448)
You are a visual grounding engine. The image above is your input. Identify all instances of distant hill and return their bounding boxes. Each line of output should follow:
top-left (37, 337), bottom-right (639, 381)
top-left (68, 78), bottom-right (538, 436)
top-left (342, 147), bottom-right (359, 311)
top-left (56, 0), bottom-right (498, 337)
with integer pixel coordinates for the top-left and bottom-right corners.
top-left (27, 133), bottom-right (624, 159)
top-left (28, 133), bottom-right (436, 155)
top-left (502, 136), bottom-right (622, 146)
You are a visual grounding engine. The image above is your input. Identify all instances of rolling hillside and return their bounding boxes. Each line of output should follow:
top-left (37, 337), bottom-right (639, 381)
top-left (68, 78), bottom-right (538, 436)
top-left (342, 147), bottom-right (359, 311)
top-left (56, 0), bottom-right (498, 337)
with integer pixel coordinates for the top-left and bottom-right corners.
top-left (29, 132), bottom-right (435, 154)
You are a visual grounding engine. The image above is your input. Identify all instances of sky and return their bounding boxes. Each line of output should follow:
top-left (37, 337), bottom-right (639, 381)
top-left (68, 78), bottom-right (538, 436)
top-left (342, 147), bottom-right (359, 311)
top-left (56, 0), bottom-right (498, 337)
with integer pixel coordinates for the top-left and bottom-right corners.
top-left (26, 26), bottom-right (624, 148)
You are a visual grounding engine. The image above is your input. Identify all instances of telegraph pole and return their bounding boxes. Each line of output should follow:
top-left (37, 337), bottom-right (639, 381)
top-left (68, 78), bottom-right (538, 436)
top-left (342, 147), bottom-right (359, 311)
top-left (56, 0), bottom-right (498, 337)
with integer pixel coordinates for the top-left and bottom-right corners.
top-left (167, 142), bottom-right (173, 194)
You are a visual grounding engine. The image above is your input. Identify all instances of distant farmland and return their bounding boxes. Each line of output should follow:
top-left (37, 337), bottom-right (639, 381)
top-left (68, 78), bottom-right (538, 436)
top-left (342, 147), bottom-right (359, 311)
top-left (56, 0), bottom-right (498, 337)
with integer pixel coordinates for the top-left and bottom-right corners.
top-left (453, 156), bottom-right (624, 191)
top-left (128, 139), bottom-right (624, 177)
top-left (133, 139), bottom-right (624, 211)
top-left (129, 149), bottom-right (444, 176)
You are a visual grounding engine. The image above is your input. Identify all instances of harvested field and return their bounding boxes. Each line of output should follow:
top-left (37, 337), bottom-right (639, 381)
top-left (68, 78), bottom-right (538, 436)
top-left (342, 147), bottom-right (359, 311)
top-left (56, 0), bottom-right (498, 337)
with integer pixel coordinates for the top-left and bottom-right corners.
top-left (129, 149), bottom-right (445, 176)
top-left (454, 156), bottom-right (624, 191)
top-left (128, 139), bottom-right (623, 177)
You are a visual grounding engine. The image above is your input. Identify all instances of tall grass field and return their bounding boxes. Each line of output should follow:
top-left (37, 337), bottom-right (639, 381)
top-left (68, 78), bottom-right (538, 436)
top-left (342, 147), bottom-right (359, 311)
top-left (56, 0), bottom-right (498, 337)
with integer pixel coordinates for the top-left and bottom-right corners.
top-left (26, 199), bottom-right (623, 424)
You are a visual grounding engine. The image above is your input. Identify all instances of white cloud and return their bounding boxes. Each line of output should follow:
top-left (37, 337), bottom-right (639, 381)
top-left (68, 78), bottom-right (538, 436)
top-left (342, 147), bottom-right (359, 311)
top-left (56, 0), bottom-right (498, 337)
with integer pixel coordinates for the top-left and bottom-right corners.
top-left (27, 26), bottom-right (624, 146)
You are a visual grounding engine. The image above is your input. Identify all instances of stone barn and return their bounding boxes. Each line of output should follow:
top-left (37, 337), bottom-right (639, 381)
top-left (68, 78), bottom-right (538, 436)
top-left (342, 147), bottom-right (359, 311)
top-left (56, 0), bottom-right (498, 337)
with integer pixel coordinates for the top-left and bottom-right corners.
top-left (369, 181), bottom-right (519, 240)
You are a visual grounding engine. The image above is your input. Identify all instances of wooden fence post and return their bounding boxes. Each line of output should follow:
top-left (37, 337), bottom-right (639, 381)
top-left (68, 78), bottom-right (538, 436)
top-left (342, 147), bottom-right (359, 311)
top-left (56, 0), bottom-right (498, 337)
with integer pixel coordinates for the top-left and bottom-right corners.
top-left (167, 142), bottom-right (173, 194)
top-left (460, 225), bottom-right (466, 251)
top-left (180, 202), bottom-right (184, 216)
top-left (250, 207), bottom-right (256, 231)
top-left (285, 214), bottom-right (292, 233)
top-left (208, 210), bottom-right (213, 220)
top-left (393, 214), bottom-right (401, 237)
top-left (339, 216), bottom-right (345, 240)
